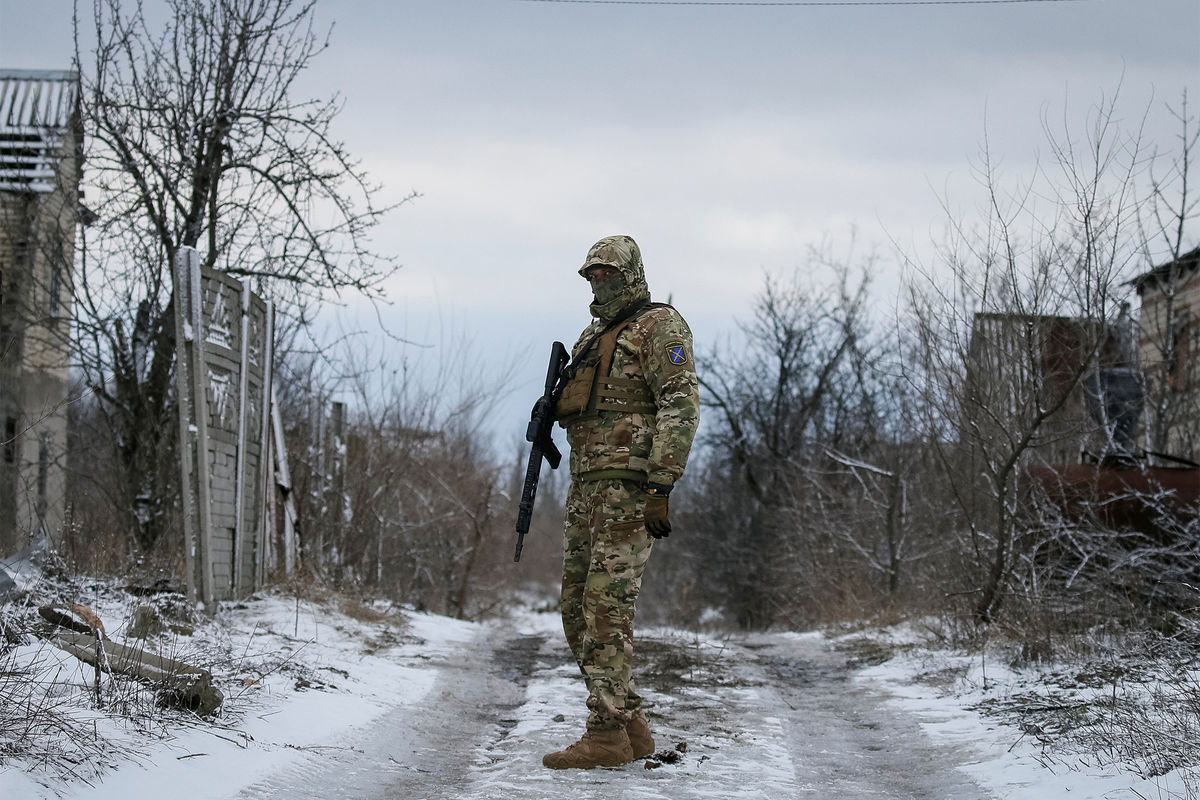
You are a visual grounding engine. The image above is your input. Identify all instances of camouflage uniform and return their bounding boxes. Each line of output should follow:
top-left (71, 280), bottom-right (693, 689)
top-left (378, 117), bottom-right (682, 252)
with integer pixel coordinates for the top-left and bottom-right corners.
top-left (554, 235), bottom-right (700, 733)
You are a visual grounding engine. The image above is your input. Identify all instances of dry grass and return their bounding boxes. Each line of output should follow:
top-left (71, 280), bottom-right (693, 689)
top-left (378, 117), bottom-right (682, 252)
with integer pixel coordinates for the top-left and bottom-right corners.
top-left (0, 625), bottom-right (126, 786)
top-left (0, 574), bottom-right (246, 786)
top-left (961, 615), bottom-right (1200, 797)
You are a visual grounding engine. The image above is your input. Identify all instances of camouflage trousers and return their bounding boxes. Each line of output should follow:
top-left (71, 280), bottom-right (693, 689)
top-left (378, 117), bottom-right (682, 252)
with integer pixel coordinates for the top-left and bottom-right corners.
top-left (560, 478), bottom-right (654, 732)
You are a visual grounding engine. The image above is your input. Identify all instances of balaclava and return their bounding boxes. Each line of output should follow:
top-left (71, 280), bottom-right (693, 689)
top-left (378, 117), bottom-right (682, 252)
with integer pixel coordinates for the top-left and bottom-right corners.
top-left (579, 234), bottom-right (651, 323)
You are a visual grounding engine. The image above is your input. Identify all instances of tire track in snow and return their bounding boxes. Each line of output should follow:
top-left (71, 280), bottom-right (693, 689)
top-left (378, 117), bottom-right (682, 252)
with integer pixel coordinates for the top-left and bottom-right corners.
top-left (234, 618), bottom-right (999, 799)
top-left (454, 626), bottom-right (999, 798)
top-left (450, 626), bottom-right (801, 799)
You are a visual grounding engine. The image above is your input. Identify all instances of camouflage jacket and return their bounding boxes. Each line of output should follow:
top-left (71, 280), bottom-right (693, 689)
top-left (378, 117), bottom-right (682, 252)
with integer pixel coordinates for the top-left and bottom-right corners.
top-left (558, 304), bottom-right (700, 487)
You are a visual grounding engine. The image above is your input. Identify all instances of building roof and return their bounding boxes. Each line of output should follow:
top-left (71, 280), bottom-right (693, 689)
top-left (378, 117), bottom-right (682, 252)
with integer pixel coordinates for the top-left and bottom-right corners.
top-left (1131, 245), bottom-right (1200, 295)
top-left (0, 69), bottom-right (80, 193)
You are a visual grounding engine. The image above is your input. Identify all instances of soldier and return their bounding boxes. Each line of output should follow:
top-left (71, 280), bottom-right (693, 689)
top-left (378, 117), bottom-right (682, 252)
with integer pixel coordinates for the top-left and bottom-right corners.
top-left (542, 235), bottom-right (700, 770)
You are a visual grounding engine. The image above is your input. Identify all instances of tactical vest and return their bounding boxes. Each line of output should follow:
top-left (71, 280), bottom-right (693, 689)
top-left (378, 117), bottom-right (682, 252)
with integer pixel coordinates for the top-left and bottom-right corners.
top-left (554, 303), bottom-right (668, 425)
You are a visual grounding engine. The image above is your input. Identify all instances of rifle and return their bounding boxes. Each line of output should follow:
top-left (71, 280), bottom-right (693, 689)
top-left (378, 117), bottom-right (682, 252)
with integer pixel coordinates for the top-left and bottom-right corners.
top-left (514, 341), bottom-right (570, 562)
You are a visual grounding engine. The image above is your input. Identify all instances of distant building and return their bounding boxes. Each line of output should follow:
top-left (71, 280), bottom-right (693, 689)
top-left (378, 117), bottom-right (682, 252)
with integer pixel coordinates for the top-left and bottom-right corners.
top-left (1027, 255), bottom-right (1200, 554)
top-left (0, 69), bottom-right (82, 554)
top-left (964, 311), bottom-right (1141, 466)
top-left (1133, 246), bottom-right (1200, 463)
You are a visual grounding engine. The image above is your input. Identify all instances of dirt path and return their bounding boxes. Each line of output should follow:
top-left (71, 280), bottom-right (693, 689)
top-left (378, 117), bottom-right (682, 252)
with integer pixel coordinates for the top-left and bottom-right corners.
top-left (234, 619), bottom-right (993, 799)
top-left (745, 632), bottom-right (994, 799)
top-left (234, 624), bottom-right (548, 800)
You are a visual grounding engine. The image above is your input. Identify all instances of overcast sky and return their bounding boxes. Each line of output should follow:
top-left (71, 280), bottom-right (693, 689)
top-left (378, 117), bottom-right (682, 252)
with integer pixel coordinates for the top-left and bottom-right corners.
top-left (2, 0), bottom-right (1198, 445)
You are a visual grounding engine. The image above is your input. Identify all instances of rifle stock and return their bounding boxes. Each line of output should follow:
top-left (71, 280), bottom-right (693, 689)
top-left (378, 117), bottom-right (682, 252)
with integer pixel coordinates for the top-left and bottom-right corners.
top-left (514, 341), bottom-right (570, 562)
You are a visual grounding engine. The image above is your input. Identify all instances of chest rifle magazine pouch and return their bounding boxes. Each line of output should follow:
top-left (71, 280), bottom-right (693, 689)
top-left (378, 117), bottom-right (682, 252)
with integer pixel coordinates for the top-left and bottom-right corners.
top-left (555, 318), bottom-right (656, 424)
top-left (554, 363), bottom-right (597, 419)
top-left (555, 322), bottom-right (625, 423)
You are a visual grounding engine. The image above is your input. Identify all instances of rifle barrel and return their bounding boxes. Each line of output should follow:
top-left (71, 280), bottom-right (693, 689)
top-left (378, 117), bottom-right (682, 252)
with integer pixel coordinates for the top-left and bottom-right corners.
top-left (514, 442), bottom-right (543, 560)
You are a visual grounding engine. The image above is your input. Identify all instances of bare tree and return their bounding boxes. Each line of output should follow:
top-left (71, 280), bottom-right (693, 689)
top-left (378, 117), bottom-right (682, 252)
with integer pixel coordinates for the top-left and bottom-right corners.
top-left (1136, 92), bottom-right (1200, 463)
top-left (691, 244), bottom-right (881, 628)
top-left (820, 445), bottom-right (916, 600)
top-left (902, 93), bottom-right (1148, 624)
top-left (70, 0), bottom-right (409, 555)
top-left (273, 325), bottom-right (522, 619)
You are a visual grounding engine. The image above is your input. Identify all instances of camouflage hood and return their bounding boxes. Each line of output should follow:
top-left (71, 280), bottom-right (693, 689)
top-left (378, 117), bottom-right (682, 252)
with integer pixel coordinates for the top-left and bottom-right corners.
top-left (580, 235), bottom-right (651, 323)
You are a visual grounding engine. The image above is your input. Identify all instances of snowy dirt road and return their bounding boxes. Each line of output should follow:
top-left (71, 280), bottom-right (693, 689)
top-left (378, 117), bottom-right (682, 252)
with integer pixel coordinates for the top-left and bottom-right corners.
top-left (235, 613), bottom-right (994, 800)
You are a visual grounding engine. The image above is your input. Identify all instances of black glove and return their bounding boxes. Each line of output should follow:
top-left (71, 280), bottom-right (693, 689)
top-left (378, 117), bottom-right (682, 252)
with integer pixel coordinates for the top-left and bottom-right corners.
top-left (645, 483), bottom-right (672, 538)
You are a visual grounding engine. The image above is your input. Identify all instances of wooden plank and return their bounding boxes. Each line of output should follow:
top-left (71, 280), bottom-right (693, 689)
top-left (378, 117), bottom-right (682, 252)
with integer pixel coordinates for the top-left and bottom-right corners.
top-left (271, 385), bottom-right (297, 575)
top-left (171, 249), bottom-right (199, 605)
top-left (190, 253), bottom-right (216, 608)
top-left (253, 300), bottom-right (273, 590)
top-left (207, 429), bottom-right (240, 447)
top-left (51, 632), bottom-right (223, 715)
top-left (234, 280), bottom-right (250, 594)
top-left (203, 351), bottom-right (241, 371)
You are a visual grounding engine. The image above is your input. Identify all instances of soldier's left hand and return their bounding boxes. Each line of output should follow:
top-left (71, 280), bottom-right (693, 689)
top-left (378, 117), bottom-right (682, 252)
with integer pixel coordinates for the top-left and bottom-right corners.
top-left (645, 493), bottom-right (671, 538)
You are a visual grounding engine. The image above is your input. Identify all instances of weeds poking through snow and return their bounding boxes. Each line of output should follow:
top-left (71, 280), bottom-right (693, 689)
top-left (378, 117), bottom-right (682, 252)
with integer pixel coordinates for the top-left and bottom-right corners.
top-left (0, 575), bottom-right (291, 786)
top-left (0, 638), bottom-right (124, 786)
top-left (965, 625), bottom-right (1200, 789)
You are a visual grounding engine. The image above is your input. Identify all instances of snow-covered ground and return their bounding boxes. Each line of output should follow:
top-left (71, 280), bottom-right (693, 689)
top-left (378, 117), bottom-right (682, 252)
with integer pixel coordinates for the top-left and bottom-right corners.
top-left (2, 584), bottom-right (1197, 799)
top-left (854, 632), bottom-right (1200, 800)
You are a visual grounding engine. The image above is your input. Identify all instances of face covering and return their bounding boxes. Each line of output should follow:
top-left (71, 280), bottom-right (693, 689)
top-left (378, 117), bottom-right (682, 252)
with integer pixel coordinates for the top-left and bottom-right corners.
top-left (590, 272), bottom-right (626, 306)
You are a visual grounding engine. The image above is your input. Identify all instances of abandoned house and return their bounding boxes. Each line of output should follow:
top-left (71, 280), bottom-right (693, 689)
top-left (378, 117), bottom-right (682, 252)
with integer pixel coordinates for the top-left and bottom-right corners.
top-left (964, 310), bottom-right (1141, 467)
top-left (985, 256), bottom-right (1200, 543)
top-left (1133, 245), bottom-right (1200, 464)
top-left (0, 69), bottom-right (82, 555)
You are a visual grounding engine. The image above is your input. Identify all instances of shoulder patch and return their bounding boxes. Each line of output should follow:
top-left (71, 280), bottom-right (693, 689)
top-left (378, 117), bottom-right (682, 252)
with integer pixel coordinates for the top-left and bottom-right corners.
top-left (665, 341), bottom-right (688, 366)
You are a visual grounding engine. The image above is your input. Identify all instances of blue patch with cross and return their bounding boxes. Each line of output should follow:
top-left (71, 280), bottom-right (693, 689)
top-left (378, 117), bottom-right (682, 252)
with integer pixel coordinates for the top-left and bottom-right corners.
top-left (666, 342), bottom-right (688, 366)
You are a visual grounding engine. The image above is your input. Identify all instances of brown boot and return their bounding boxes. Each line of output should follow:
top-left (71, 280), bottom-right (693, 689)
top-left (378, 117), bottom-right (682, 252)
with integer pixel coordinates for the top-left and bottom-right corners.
top-left (626, 711), bottom-right (655, 759)
top-left (542, 728), bottom-right (635, 770)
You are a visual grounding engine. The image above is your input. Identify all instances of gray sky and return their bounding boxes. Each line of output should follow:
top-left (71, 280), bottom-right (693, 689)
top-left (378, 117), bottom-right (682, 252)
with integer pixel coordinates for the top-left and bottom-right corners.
top-left (3, 0), bottom-right (1199, 444)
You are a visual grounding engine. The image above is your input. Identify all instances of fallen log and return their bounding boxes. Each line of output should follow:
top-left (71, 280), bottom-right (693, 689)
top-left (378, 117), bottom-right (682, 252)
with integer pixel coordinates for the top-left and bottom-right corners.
top-left (50, 631), bottom-right (224, 715)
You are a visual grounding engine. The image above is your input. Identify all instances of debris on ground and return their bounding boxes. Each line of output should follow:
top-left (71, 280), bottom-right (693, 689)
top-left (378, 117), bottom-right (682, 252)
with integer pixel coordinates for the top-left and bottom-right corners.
top-left (49, 631), bottom-right (224, 714)
top-left (36, 601), bottom-right (222, 714)
top-left (38, 602), bottom-right (106, 635)
top-left (644, 742), bottom-right (688, 769)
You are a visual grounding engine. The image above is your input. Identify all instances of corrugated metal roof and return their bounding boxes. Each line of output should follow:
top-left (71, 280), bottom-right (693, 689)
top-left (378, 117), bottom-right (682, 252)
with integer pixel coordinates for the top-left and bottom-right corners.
top-left (1131, 245), bottom-right (1200, 294)
top-left (0, 69), bottom-right (80, 192)
top-left (0, 69), bottom-right (78, 132)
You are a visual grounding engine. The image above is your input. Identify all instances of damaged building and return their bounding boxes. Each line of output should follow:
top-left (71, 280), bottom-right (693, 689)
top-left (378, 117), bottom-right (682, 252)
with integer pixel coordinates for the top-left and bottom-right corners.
top-left (0, 69), bottom-right (83, 554)
top-left (964, 309), bottom-right (1142, 466)
top-left (1133, 245), bottom-right (1200, 464)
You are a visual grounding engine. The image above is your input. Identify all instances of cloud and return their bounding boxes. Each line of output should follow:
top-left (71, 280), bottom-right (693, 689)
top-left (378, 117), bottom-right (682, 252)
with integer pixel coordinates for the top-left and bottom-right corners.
top-left (4, 0), bottom-right (1196, 440)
